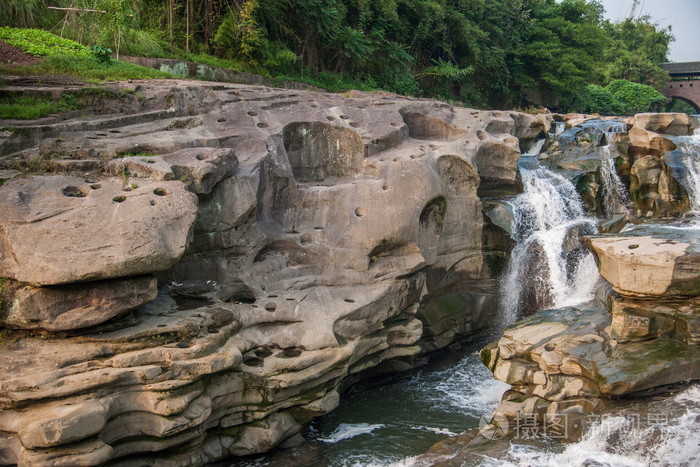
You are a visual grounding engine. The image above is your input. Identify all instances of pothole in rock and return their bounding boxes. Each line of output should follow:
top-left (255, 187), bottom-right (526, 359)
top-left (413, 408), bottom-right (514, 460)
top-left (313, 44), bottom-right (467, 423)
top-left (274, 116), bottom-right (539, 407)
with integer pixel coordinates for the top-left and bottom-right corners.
top-left (153, 187), bottom-right (170, 196)
top-left (62, 186), bottom-right (88, 197)
top-left (277, 347), bottom-right (303, 358)
top-left (254, 347), bottom-right (273, 358)
top-left (112, 195), bottom-right (127, 203)
top-left (243, 356), bottom-right (264, 367)
top-left (264, 302), bottom-right (277, 312)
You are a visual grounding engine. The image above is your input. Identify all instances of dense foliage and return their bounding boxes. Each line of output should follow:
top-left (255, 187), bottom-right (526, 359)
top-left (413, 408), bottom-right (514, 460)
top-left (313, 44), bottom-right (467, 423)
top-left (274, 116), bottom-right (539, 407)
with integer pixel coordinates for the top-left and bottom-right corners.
top-left (576, 79), bottom-right (667, 115)
top-left (0, 0), bottom-right (675, 112)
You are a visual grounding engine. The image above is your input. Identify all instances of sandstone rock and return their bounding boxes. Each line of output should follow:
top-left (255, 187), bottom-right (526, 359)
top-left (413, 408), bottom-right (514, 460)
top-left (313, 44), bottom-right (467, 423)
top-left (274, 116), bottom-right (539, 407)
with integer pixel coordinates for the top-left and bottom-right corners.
top-left (632, 112), bottom-right (690, 137)
top-left (585, 224), bottom-right (700, 298)
top-left (0, 79), bottom-right (561, 464)
top-left (0, 176), bottom-right (198, 285)
top-left (109, 148), bottom-right (238, 195)
top-left (0, 276), bottom-right (157, 331)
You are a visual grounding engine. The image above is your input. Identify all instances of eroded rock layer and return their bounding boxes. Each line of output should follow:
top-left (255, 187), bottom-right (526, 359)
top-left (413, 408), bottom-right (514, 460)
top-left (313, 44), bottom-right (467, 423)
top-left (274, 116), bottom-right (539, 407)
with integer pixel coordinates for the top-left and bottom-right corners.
top-left (0, 79), bottom-right (550, 465)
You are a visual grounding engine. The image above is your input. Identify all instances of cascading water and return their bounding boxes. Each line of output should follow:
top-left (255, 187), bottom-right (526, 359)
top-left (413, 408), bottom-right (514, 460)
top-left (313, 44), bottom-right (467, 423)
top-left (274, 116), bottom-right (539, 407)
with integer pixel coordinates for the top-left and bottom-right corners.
top-left (597, 122), bottom-right (630, 217)
top-left (673, 133), bottom-right (700, 212)
top-left (500, 144), bottom-right (599, 324)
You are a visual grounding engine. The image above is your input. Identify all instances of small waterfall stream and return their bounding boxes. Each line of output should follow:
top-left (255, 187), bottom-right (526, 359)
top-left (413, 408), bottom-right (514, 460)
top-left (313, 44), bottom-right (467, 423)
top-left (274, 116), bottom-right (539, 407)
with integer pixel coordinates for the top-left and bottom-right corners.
top-left (598, 122), bottom-right (629, 216)
top-left (500, 150), bottom-right (599, 323)
top-left (675, 134), bottom-right (700, 212)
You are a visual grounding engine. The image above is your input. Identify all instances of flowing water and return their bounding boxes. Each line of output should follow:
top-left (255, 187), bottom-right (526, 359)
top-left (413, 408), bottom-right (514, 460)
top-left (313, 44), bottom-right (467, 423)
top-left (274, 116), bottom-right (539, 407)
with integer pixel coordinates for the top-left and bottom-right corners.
top-left (499, 154), bottom-right (599, 323)
top-left (673, 134), bottom-right (700, 212)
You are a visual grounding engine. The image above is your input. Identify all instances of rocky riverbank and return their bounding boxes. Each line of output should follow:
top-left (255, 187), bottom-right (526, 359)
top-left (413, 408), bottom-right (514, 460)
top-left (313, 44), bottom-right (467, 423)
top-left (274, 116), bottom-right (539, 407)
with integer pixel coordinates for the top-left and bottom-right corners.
top-left (1, 76), bottom-right (698, 465)
top-left (0, 78), bottom-right (548, 465)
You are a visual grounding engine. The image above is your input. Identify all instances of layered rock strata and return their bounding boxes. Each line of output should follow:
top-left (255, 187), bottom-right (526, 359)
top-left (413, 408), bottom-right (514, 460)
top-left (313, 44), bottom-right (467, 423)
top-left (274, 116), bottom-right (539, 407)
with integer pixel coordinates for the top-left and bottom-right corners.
top-left (0, 79), bottom-right (549, 464)
top-left (481, 222), bottom-right (700, 440)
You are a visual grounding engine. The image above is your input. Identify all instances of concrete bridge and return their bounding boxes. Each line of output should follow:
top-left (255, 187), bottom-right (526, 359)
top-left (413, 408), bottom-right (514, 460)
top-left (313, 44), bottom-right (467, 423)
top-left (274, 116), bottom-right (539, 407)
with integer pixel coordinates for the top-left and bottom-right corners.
top-left (661, 62), bottom-right (700, 113)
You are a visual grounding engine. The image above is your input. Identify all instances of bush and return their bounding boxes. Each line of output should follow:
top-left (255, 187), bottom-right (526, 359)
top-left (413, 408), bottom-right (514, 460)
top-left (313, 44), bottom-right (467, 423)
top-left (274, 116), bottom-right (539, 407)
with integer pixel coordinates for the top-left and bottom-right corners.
top-left (575, 79), bottom-right (667, 115)
top-left (577, 84), bottom-right (623, 115)
top-left (0, 27), bottom-right (90, 57)
top-left (607, 79), bottom-right (667, 114)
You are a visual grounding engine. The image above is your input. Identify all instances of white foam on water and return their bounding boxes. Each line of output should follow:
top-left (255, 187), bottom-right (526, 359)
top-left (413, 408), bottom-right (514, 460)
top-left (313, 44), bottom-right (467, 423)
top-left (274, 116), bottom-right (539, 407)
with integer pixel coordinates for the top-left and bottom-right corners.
top-left (318, 423), bottom-right (385, 443)
top-left (481, 384), bottom-right (700, 467)
top-left (500, 160), bottom-right (599, 323)
top-left (413, 354), bottom-right (510, 416)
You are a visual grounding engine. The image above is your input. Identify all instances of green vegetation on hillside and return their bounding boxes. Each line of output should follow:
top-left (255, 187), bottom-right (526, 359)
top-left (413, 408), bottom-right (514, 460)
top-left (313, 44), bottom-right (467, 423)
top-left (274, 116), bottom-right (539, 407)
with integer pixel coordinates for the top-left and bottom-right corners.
top-left (0, 0), bottom-right (675, 114)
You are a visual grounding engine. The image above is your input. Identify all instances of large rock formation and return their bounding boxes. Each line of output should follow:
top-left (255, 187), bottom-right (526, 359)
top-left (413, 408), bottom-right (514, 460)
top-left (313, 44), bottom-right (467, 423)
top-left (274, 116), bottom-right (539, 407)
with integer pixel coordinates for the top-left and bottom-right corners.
top-left (480, 221), bottom-right (700, 442)
top-left (0, 78), bottom-right (551, 465)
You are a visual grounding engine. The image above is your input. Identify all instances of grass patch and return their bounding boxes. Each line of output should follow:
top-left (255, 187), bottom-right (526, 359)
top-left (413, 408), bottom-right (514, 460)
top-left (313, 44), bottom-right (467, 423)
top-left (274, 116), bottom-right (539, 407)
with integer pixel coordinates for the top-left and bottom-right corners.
top-left (1, 55), bottom-right (174, 83)
top-left (0, 94), bottom-right (80, 119)
top-left (0, 26), bottom-right (90, 57)
top-left (273, 71), bottom-right (378, 93)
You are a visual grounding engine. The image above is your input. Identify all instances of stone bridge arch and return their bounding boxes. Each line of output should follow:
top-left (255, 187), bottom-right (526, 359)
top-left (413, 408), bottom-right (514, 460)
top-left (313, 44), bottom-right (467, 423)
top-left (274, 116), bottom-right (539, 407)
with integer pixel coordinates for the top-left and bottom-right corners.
top-left (661, 62), bottom-right (700, 113)
top-left (665, 81), bottom-right (700, 113)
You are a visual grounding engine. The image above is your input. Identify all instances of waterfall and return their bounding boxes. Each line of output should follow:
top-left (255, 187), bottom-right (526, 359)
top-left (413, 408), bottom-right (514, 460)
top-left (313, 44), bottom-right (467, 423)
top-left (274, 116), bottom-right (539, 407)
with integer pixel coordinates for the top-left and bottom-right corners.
top-left (598, 122), bottom-right (629, 217)
top-left (500, 155), bottom-right (599, 324)
top-left (675, 134), bottom-right (700, 212)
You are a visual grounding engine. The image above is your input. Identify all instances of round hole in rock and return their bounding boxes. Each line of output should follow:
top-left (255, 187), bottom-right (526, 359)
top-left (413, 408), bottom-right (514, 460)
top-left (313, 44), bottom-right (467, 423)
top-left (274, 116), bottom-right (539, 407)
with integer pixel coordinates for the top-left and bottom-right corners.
top-left (217, 117), bottom-right (228, 123)
top-left (280, 347), bottom-right (302, 358)
top-left (310, 104), bottom-right (319, 108)
top-left (628, 244), bottom-right (639, 250)
top-left (90, 184), bottom-right (101, 190)
top-left (380, 157), bottom-right (387, 161)
top-left (62, 186), bottom-right (87, 197)
top-left (340, 115), bottom-right (349, 119)
top-left (153, 187), bottom-right (169, 196)
top-left (247, 111), bottom-right (258, 116)
top-left (157, 324), bottom-right (167, 328)
top-left (264, 302), bottom-right (277, 312)
top-left (255, 348), bottom-right (273, 358)
top-left (113, 195), bottom-right (127, 203)
top-left (109, 129), bottom-right (121, 133)
top-left (146, 159), bottom-right (156, 164)
top-left (391, 122), bottom-right (401, 127)
top-left (84, 179), bottom-right (96, 184)
top-left (243, 356), bottom-right (263, 367)
top-left (177, 342), bottom-right (192, 348)
top-left (382, 185), bottom-right (390, 191)
top-left (196, 154), bottom-right (208, 161)
top-left (208, 329), bottom-right (219, 334)
top-left (355, 207), bottom-right (366, 217)
top-left (350, 122), bottom-right (361, 128)
top-left (268, 295), bottom-right (279, 298)
top-left (344, 299), bottom-right (356, 303)
top-left (327, 116), bottom-right (335, 121)
top-left (150, 200), bottom-right (156, 206)
top-left (286, 297), bottom-right (295, 301)
top-left (544, 343), bottom-right (556, 351)
top-left (411, 154), bottom-right (418, 159)
top-left (314, 226), bottom-right (323, 230)
top-left (257, 122), bottom-right (268, 128)
top-left (393, 157), bottom-right (400, 162)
